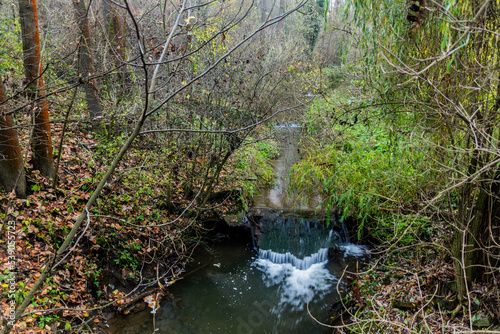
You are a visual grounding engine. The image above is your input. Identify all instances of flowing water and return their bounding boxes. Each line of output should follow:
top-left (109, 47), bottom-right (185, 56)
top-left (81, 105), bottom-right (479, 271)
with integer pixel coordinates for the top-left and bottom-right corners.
top-left (107, 224), bottom-right (366, 334)
top-left (107, 124), bottom-right (368, 334)
top-left (253, 124), bottom-right (322, 210)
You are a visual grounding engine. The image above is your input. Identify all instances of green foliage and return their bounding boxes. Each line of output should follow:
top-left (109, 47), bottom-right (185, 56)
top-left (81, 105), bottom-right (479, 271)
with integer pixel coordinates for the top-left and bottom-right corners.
top-left (31, 184), bottom-right (42, 192)
top-left (290, 72), bottom-right (438, 237)
top-left (255, 140), bottom-right (280, 160)
top-left (228, 136), bottom-right (279, 198)
top-left (94, 133), bottom-right (128, 165)
top-left (372, 215), bottom-right (434, 246)
top-left (84, 263), bottom-right (103, 288)
top-left (38, 314), bottom-right (59, 329)
top-left (0, 17), bottom-right (23, 79)
top-left (113, 240), bottom-right (142, 272)
top-left (322, 67), bottom-right (345, 91)
top-left (303, 1), bottom-right (323, 54)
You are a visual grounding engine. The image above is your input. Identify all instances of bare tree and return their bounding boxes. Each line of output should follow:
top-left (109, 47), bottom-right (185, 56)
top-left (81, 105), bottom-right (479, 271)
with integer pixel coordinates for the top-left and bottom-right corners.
top-left (0, 76), bottom-right (26, 197)
top-left (73, 0), bottom-right (104, 132)
top-left (18, 0), bottom-right (54, 178)
top-left (0, 0), bottom-right (308, 332)
top-left (102, 0), bottom-right (129, 86)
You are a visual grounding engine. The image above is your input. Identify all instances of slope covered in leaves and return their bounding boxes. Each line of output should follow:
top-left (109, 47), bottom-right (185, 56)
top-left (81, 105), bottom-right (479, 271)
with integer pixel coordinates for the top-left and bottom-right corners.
top-left (0, 116), bottom-right (274, 332)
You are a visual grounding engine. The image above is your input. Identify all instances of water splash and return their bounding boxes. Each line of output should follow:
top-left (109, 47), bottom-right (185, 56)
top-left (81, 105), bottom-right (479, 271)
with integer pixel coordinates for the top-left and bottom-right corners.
top-left (339, 244), bottom-right (369, 257)
top-left (338, 222), bottom-right (369, 257)
top-left (258, 248), bottom-right (329, 270)
top-left (253, 257), bottom-right (334, 312)
top-left (274, 123), bottom-right (301, 128)
top-left (253, 213), bottom-right (337, 313)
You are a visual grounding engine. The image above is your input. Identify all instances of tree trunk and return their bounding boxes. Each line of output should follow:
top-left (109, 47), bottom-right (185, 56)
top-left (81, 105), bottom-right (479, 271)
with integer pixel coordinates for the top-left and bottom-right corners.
top-left (452, 184), bottom-right (487, 302)
top-left (0, 77), bottom-right (26, 197)
top-left (103, 0), bottom-right (129, 85)
top-left (277, 0), bottom-right (284, 49)
top-left (199, 133), bottom-right (242, 207)
top-left (73, 0), bottom-right (104, 133)
top-left (452, 156), bottom-right (500, 303)
top-left (452, 9), bottom-right (500, 301)
top-left (18, 0), bottom-right (54, 178)
top-left (258, 0), bottom-right (267, 23)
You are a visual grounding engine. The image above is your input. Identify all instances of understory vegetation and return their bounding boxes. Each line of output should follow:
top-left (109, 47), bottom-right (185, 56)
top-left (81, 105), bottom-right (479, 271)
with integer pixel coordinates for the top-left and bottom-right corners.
top-left (0, 113), bottom-right (279, 332)
top-left (289, 0), bottom-right (500, 327)
top-left (0, 0), bottom-right (315, 332)
top-left (291, 63), bottom-right (499, 333)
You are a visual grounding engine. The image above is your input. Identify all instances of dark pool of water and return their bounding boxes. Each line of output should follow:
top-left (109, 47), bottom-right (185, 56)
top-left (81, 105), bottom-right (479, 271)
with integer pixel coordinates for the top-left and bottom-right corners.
top-left (106, 122), bottom-right (368, 334)
top-left (107, 235), bottom-right (367, 334)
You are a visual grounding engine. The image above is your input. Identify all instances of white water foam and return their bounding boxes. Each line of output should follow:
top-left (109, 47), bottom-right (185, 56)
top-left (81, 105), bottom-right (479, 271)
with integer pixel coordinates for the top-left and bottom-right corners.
top-left (337, 223), bottom-right (369, 257)
top-left (274, 123), bottom-right (301, 129)
top-left (339, 244), bottom-right (369, 257)
top-left (258, 248), bottom-right (329, 270)
top-left (253, 251), bottom-right (335, 312)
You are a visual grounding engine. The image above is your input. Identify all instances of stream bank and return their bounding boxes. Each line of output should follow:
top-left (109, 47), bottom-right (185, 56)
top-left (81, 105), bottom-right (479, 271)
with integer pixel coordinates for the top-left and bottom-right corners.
top-left (105, 123), bottom-right (370, 333)
top-left (106, 212), bottom-right (368, 334)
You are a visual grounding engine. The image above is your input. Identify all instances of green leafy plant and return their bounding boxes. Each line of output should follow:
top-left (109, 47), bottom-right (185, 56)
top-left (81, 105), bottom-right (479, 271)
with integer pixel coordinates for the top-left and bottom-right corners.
top-left (227, 135), bottom-right (279, 199)
top-left (289, 70), bottom-right (439, 236)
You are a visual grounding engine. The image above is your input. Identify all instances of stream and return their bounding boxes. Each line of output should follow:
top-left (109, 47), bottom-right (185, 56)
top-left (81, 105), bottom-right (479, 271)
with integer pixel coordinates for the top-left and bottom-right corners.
top-left (106, 124), bottom-right (368, 334)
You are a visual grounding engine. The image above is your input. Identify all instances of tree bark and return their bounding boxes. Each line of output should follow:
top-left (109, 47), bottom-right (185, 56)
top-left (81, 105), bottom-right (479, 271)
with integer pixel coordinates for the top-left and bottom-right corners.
top-left (452, 174), bottom-right (500, 303)
top-left (0, 77), bottom-right (26, 197)
top-left (103, 0), bottom-right (129, 85)
top-left (258, 0), bottom-right (267, 23)
top-left (452, 183), bottom-right (485, 302)
top-left (73, 0), bottom-right (104, 133)
top-left (277, 0), bottom-right (284, 49)
top-left (451, 3), bottom-right (500, 301)
top-left (18, 0), bottom-right (54, 178)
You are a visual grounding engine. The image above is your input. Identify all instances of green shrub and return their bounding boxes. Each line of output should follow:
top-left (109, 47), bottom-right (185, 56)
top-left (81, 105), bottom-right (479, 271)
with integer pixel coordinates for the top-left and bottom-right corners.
top-left (289, 79), bottom-right (440, 238)
top-left (228, 136), bottom-right (279, 198)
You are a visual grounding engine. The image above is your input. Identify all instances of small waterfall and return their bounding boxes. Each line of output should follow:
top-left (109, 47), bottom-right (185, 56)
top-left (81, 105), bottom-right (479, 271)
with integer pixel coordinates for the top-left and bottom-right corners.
top-left (252, 212), bottom-right (337, 311)
top-left (338, 222), bottom-right (368, 257)
top-left (258, 248), bottom-right (329, 270)
top-left (256, 213), bottom-right (338, 259)
top-left (339, 222), bottom-right (351, 245)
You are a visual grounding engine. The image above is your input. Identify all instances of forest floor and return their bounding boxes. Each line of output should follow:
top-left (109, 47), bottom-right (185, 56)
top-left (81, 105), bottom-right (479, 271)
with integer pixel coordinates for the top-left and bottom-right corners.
top-left (0, 122), bottom-right (243, 333)
top-left (329, 238), bottom-right (500, 333)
